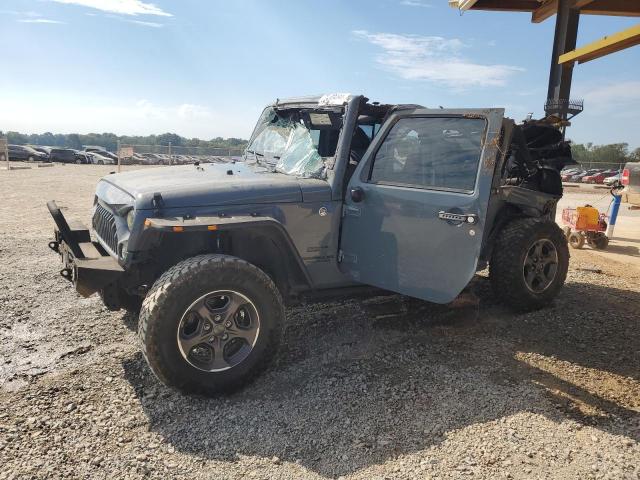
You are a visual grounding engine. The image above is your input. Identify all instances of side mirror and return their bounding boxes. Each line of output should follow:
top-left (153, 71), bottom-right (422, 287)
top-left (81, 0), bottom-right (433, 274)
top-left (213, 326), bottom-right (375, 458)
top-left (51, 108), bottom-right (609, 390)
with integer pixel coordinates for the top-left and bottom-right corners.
top-left (350, 187), bottom-right (365, 203)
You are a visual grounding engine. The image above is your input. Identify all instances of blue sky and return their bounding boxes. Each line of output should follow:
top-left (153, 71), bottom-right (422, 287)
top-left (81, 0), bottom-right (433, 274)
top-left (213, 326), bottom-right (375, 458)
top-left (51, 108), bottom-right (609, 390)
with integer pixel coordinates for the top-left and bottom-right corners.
top-left (1, 0), bottom-right (639, 147)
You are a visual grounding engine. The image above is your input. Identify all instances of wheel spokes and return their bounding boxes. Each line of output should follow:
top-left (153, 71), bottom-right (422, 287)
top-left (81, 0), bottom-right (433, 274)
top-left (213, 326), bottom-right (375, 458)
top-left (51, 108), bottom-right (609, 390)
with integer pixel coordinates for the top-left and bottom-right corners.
top-left (177, 290), bottom-right (260, 372)
top-left (227, 322), bottom-right (259, 345)
top-left (178, 313), bottom-right (213, 353)
top-left (523, 239), bottom-right (559, 293)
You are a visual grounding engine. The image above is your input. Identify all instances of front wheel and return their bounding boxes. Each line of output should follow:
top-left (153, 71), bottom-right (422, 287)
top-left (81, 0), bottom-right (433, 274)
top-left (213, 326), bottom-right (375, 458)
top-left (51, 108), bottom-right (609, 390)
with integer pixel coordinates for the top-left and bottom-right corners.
top-left (138, 255), bottom-right (284, 396)
top-left (490, 218), bottom-right (569, 312)
top-left (568, 232), bottom-right (585, 249)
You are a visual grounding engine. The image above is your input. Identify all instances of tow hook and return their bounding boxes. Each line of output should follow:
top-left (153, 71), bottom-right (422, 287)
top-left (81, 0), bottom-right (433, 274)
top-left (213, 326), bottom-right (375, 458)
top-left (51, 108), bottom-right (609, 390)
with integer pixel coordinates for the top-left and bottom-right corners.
top-left (60, 268), bottom-right (73, 282)
top-left (48, 241), bottom-right (59, 253)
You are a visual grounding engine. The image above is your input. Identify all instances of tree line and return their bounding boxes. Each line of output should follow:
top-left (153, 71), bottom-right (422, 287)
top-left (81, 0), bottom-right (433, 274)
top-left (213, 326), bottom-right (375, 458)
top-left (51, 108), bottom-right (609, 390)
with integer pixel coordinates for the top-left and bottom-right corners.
top-left (0, 131), bottom-right (248, 153)
top-left (569, 142), bottom-right (639, 170)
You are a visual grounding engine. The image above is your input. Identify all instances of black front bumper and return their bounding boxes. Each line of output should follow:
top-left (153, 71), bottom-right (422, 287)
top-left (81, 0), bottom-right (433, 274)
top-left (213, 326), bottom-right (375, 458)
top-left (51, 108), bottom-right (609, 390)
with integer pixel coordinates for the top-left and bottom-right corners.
top-left (47, 200), bottom-right (124, 297)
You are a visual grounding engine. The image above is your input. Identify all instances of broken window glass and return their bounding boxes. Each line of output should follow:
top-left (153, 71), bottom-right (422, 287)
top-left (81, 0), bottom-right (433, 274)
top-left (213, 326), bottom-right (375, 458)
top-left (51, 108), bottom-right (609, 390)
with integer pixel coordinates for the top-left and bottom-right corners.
top-left (275, 123), bottom-right (324, 177)
top-left (245, 108), bottom-right (328, 179)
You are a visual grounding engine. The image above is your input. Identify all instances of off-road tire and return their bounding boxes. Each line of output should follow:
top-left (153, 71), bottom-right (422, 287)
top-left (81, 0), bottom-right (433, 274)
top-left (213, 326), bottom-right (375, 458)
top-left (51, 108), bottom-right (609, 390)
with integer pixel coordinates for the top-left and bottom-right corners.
top-left (138, 254), bottom-right (284, 396)
top-left (490, 218), bottom-right (569, 312)
top-left (568, 231), bottom-right (585, 249)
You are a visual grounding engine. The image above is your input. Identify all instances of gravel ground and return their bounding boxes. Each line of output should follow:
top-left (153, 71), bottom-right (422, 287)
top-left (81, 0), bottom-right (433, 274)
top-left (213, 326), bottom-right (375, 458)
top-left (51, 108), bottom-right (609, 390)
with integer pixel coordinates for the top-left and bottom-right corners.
top-left (1, 164), bottom-right (638, 479)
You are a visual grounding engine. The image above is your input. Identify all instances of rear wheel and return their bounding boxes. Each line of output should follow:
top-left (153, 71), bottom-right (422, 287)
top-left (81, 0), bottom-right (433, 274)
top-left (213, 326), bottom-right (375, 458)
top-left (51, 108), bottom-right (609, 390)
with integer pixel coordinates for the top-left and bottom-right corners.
top-left (138, 255), bottom-right (284, 396)
top-left (591, 233), bottom-right (609, 250)
top-left (490, 218), bottom-right (569, 312)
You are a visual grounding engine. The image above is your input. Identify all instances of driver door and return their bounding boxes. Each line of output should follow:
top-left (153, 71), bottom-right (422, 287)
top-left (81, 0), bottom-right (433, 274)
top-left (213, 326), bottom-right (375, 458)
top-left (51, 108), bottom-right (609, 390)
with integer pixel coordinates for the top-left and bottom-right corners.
top-left (339, 108), bottom-right (503, 303)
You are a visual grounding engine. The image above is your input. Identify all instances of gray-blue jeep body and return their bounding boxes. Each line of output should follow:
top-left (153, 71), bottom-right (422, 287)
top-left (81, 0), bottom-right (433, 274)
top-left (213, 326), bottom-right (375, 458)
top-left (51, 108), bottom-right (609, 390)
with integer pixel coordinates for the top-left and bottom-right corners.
top-left (48, 94), bottom-right (572, 394)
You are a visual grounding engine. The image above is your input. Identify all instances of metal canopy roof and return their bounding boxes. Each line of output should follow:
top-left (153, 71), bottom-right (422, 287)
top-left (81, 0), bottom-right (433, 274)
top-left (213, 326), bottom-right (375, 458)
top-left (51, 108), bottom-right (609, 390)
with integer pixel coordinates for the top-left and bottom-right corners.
top-left (449, 0), bottom-right (640, 22)
top-left (448, 0), bottom-right (640, 133)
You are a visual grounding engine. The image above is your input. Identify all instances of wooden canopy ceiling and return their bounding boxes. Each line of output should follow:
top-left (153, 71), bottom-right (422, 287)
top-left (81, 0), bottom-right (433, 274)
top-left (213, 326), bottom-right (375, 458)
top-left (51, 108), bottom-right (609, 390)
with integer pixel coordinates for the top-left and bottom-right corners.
top-left (451, 0), bottom-right (640, 23)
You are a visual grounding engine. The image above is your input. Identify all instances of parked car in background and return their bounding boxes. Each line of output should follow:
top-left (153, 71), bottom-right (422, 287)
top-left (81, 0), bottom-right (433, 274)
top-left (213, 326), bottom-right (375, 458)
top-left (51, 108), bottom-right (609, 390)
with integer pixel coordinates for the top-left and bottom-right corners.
top-left (561, 171), bottom-right (579, 182)
top-left (88, 152), bottom-right (115, 165)
top-left (74, 152), bottom-right (93, 164)
top-left (561, 168), bottom-right (581, 182)
top-left (49, 148), bottom-right (77, 163)
top-left (621, 162), bottom-right (640, 207)
top-left (7, 144), bottom-right (49, 162)
top-left (582, 169), bottom-right (618, 184)
top-left (28, 146), bottom-right (51, 160)
top-left (603, 172), bottom-right (622, 186)
top-left (84, 147), bottom-right (118, 162)
top-left (569, 169), bottom-right (601, 182)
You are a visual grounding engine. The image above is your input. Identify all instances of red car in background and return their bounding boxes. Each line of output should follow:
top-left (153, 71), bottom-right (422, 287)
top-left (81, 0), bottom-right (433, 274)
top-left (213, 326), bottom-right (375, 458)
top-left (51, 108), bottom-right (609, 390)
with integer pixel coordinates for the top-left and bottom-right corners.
top-left (582, 169), bottom-right (618, 184)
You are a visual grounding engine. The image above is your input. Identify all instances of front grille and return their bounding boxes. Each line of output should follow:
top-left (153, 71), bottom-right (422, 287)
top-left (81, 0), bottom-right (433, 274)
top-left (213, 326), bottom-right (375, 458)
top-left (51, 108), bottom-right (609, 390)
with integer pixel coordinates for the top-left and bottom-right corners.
top-left (92, 203), bottom-right (118, 253)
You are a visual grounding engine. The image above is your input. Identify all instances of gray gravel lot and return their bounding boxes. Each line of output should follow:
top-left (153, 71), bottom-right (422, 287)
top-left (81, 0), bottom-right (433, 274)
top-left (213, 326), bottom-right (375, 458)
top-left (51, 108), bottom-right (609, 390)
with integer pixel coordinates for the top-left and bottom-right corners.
top-left (1, 164), bottom-right (639, 479)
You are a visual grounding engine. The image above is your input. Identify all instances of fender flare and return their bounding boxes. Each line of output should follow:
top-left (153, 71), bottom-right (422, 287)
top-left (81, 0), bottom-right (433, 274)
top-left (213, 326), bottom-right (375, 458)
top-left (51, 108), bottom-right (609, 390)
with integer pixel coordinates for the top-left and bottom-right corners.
top-left (140, 215), bottom-right (313, 289)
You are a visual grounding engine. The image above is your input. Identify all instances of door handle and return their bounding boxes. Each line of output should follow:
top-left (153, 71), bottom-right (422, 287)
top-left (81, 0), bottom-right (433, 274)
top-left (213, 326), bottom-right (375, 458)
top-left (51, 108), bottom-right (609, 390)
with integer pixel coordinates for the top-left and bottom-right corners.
top-left (438, 211), bottom-right (478, 225)
top-left (350, 187), bottom-right (365, 203)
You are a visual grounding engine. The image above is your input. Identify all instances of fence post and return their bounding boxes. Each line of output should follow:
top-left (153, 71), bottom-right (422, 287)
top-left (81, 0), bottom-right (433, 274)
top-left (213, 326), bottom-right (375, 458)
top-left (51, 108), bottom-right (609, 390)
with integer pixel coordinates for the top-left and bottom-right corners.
top-left (2, 137), bottom-right (8, 170)
top-left (117, 140), bottom-right (121, 173)
top-left (168, 142), bottom-right (172, 165)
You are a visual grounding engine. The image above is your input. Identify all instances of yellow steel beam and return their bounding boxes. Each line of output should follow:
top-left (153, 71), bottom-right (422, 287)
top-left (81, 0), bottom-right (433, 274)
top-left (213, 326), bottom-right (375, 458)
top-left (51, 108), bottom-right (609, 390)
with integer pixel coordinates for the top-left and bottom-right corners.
top-left (559, 23), bottom-right (640, 63)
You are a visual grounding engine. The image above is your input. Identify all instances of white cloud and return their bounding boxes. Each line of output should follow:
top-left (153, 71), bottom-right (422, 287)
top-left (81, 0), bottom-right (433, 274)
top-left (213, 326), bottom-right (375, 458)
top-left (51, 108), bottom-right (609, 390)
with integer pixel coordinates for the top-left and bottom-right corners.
top-left (49, 0), bottom-right (172, 17)
top-left (563, 81), bottom-right (640, 148)
top-left (400, 0), bottom-right (432, 7)
top-left (0, 10), bottom-right (41, 16)
top-left (128, 19), bottom-right (163, 27)
top-left (579, 81), bottom-right (640, 113)
top-left (177, 104), bottom-right (213, 119)
top-left (353, 30), bottom-right (524, 88)
top-left (0, 96), bottom-right (238, 139)
top-left (19, 18), bottom-right (65, 24)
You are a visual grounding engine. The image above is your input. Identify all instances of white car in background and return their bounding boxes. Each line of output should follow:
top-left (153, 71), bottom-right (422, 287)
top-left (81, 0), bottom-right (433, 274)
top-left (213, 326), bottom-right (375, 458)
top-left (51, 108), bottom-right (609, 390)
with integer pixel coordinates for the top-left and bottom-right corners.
top-left (603, 172), bottom-right (621, 186)
top-left (88, 152), bottom-right (115, 165)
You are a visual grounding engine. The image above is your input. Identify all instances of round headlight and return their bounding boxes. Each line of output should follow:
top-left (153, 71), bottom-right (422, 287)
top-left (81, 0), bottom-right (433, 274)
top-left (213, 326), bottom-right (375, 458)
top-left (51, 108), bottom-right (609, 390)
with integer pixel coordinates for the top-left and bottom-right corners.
top-left (126, 210), bottom-right (136, 230)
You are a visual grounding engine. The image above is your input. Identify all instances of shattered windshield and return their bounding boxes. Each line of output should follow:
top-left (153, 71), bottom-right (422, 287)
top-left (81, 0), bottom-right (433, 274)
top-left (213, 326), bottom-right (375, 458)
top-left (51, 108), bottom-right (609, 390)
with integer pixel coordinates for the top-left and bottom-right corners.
top-left (244, 107), bottom-right (339, 178)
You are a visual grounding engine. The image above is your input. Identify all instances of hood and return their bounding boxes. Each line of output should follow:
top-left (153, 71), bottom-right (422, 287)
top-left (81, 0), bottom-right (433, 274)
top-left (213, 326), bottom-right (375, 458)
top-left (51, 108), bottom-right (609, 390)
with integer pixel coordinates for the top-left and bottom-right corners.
top-left (98, 162), bottom-right (309, 209)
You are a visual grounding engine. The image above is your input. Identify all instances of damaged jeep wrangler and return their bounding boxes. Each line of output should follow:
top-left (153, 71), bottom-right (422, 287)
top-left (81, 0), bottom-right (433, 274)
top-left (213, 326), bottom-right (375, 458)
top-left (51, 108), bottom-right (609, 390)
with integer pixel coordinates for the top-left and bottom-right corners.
top-left (48, 93), bottom-right (573, 395)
